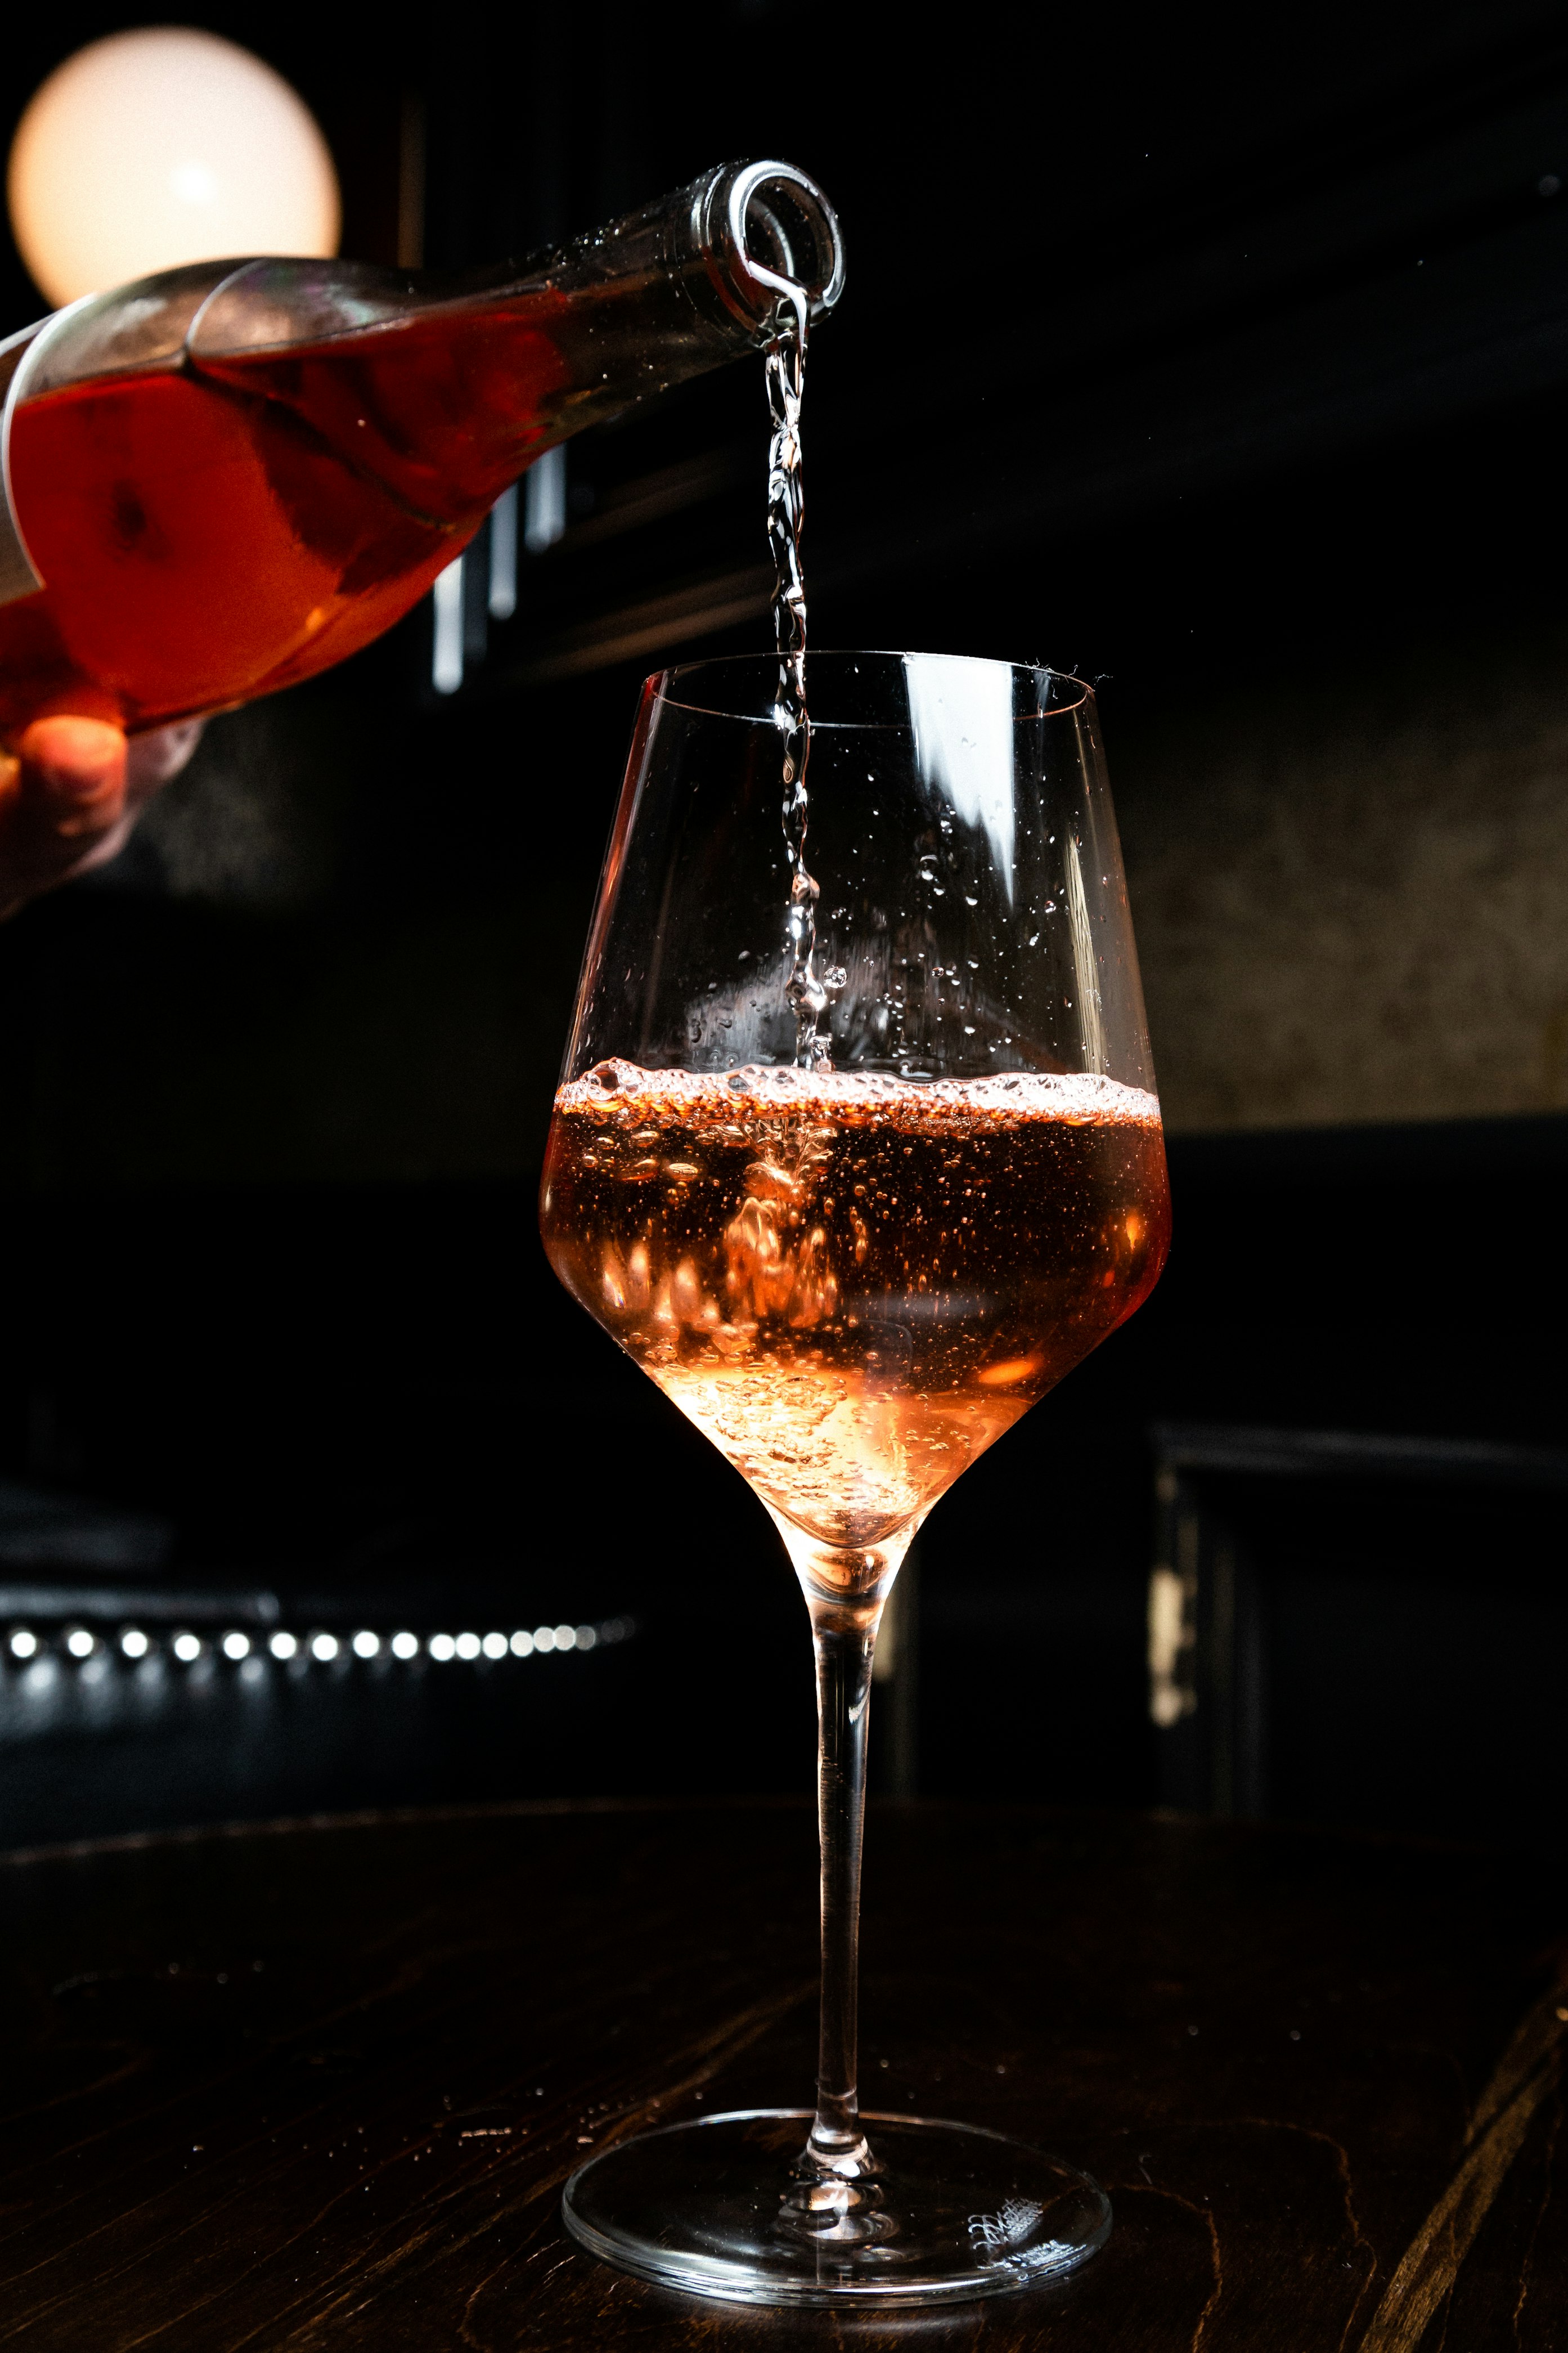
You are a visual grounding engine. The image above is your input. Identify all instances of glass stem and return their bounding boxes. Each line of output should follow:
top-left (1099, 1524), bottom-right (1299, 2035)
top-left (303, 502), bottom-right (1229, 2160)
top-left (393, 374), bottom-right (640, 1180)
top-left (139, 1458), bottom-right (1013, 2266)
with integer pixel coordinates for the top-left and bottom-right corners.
top-left (804, 1593), bottom-right (880, 2177)
top-left (778, 1522), bottom-right (908, 2222)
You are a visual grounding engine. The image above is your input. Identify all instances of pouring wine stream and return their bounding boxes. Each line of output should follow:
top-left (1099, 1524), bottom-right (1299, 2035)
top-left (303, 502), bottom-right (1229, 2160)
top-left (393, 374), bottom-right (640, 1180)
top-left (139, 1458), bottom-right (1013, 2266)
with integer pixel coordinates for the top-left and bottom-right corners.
top-left (767, 299), bottom-right (834, 1074)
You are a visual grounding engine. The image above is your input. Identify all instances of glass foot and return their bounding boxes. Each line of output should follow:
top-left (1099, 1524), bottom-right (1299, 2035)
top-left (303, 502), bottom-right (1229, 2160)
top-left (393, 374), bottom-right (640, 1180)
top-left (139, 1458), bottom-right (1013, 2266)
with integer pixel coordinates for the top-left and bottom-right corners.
top-left (561, 2108), bottom-right (1111, 2308)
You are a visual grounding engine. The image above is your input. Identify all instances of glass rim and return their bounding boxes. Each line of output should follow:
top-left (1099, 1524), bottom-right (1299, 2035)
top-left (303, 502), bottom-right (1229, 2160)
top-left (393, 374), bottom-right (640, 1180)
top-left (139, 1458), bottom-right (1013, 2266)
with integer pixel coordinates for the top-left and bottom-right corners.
top-left (651, 648), bottom-right (1095, 724)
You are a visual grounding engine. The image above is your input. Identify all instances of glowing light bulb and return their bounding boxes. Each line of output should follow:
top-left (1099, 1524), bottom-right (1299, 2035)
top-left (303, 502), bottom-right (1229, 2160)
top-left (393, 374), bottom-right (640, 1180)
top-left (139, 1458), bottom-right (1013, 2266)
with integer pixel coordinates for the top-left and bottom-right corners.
top-left (7, 28), bottom-right (340, 308)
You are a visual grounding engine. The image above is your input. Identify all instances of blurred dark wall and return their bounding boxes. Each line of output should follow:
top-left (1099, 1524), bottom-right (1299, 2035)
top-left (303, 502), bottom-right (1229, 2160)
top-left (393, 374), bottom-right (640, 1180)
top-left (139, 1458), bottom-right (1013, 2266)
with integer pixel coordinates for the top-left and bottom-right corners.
top-left (3, 1), bottom-right (1568, 1827)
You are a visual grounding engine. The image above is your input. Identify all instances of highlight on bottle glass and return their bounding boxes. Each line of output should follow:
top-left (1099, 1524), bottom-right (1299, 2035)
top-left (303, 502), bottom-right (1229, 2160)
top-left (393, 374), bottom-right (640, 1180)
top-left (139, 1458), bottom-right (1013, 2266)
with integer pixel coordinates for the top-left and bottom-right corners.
top-left (0, 159), bottom-right (841, 728)
top-left (540, 649), bottom-right (1170, 2307)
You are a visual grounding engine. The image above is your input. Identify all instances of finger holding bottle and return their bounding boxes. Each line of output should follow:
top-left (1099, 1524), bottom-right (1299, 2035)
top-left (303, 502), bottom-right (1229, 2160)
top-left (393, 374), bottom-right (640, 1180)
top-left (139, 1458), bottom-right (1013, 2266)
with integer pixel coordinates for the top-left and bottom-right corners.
top-left (0, 713), bottom-right (205, 918)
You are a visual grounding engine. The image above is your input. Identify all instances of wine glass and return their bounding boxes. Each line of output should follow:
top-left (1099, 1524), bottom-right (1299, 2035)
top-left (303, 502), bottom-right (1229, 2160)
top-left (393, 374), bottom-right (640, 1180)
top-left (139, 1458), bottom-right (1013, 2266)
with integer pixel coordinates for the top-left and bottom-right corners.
top-left (541, 650), bottom-right (1170, 2306)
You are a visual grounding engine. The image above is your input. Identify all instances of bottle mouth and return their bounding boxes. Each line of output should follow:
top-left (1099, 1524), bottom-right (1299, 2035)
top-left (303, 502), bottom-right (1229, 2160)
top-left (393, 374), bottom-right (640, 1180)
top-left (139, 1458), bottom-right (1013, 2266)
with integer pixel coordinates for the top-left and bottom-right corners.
top-left (703, 160), bottom-right (846, 334)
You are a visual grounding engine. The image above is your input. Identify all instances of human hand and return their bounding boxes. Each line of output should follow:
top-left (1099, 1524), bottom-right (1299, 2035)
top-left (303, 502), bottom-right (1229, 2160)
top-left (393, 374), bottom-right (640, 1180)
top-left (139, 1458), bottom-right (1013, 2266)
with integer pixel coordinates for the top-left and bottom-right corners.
top-left (0, 715), bottom-right (205, 919)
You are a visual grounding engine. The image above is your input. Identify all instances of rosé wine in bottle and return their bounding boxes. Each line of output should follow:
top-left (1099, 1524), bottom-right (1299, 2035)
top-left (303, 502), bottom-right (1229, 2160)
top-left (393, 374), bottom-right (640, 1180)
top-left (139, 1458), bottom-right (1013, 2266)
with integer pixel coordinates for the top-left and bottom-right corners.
top-left (0, 161), bottom-right (842, 738)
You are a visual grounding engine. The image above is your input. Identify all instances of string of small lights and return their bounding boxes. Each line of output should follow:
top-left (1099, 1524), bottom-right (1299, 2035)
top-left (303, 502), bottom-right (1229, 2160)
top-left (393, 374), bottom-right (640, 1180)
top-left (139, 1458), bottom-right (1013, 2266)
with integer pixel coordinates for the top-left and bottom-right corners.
top-left (3, 1616), bottom-right (635, 1669)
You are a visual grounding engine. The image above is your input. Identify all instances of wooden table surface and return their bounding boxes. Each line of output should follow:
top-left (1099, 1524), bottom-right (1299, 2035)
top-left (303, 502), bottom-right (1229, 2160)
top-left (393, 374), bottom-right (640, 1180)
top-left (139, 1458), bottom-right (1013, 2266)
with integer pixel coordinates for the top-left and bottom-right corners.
top-left (1, 1798), bottom-right (1563, 2350)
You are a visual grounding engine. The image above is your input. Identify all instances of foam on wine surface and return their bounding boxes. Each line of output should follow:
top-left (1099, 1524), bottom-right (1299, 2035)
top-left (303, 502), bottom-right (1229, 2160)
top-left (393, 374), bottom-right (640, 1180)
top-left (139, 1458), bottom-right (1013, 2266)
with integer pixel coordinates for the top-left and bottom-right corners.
top-left (542, 1062), bottom-right (1170, 1549)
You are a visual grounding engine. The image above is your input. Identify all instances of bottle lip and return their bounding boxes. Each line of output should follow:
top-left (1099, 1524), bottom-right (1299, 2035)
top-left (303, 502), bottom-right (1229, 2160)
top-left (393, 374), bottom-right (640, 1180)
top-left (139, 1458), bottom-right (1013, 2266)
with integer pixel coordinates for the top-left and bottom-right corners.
top-left (697, 161), bottom-right (846, 337)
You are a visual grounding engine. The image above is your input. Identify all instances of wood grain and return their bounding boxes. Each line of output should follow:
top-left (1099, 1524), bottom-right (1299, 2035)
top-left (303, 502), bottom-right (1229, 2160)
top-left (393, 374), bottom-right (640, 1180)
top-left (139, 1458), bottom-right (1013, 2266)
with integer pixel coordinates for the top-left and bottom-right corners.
top-left (0, 1799), bottom-right (1562, 2349)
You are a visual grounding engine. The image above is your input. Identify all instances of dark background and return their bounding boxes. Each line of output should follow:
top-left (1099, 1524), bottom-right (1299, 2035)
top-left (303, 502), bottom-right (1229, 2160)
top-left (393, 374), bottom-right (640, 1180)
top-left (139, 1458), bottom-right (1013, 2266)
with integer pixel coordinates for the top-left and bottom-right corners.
top-left (2, 0), bottom-right (1567, 1843)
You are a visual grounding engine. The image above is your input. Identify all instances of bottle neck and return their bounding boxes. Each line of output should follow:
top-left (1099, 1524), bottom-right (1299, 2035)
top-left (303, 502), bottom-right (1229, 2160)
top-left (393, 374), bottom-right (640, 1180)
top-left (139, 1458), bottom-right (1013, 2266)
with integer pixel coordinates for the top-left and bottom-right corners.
top-left (183, 159), bottom-right (844, 468)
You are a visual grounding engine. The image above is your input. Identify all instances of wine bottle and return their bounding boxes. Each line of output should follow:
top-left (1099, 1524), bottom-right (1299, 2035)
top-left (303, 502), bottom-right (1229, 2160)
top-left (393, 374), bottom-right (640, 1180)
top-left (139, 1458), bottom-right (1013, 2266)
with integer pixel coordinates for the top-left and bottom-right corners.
top-left (0, 160), bottom-right (843, 737)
